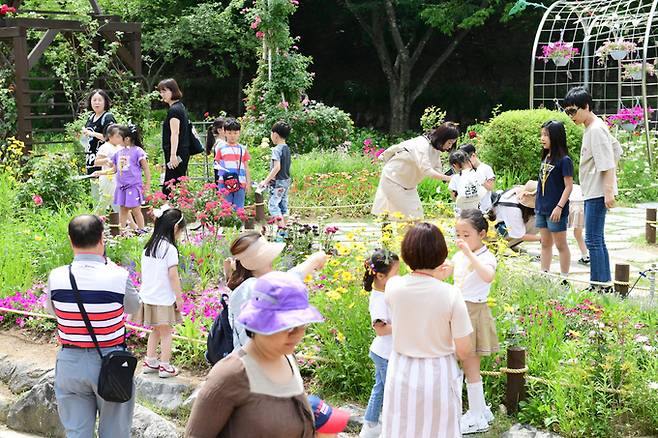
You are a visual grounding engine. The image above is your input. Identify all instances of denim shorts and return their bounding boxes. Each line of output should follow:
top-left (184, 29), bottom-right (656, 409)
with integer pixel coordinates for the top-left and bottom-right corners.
top-left (535, 212), bottom-right (568, 232)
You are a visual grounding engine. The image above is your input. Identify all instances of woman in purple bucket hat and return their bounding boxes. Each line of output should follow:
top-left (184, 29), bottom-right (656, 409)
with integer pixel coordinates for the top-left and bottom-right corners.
top-left (186, 271), bottom-right (323, 438)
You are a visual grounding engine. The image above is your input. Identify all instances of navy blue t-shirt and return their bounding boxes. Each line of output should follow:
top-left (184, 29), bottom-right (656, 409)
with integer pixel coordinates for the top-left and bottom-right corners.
top-left (535, 155), bottom-right (574, 216)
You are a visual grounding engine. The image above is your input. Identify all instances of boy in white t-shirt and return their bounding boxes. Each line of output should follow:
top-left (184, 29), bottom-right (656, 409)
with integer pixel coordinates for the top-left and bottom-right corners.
top-left (460, 143), bottom-right (495, 212)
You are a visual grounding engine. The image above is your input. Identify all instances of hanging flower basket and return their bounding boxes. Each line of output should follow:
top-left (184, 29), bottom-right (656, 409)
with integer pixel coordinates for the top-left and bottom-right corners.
top-left (622, 62), bottom-right (656, 81)
top-left (538, 41), bottom-right (579, 67)
top-left (0, 4), bottom-right (17, 16)
top-left (606, 105), bottom-right (654, 131)
top-left (596, 39), bottom-right (637, 65)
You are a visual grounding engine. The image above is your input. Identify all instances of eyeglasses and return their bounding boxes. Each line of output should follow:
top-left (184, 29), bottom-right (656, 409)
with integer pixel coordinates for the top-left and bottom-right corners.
top-left (564, 107), bottom-right (579, 117)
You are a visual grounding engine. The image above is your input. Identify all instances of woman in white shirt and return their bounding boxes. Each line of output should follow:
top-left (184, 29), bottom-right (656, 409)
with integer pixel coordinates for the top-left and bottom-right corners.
top-left (372, 123), bottom-right (459, 220)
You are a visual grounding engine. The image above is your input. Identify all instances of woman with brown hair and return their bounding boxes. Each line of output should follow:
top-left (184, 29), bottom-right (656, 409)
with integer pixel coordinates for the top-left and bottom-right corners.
top-left (381, 222), bottom-right (473, 437)
top-left (372, 122), bottom-right (460, 220)
top-left (158, 78), bottom-right (190, 194)
top-left (223, 231), bottom-right (327, 349)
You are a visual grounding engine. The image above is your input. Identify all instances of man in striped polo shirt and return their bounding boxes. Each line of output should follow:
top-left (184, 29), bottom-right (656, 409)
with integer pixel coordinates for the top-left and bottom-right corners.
top-left (46, 214), bottom-right (140, 437)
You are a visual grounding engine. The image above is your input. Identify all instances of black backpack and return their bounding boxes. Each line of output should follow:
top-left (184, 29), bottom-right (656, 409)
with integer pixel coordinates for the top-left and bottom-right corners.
top-left (205, 293), bottom-right (234, 365)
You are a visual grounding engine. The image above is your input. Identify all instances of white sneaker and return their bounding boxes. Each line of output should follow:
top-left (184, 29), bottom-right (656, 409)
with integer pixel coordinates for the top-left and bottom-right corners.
top-left (142, 360), bottom-right (159, 374)
top-left (359, 422), bottom-right (382, 438)
top-left (460, 410), bottom-right (490, 435)
top-left (158, 364), bottom-right (179, 378)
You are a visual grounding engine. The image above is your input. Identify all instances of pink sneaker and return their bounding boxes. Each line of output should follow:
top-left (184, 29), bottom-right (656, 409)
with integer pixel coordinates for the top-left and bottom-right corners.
top-left (158, 364), bottom-right (179, 378)
top-left (142, 360), bottom-right (159, 374)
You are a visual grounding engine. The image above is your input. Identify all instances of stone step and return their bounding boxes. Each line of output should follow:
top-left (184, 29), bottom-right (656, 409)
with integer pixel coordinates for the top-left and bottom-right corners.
top-left (0, 425), bottom-right (46, 438)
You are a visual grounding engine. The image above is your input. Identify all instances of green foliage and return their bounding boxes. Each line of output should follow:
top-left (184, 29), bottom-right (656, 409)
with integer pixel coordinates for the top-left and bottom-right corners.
top-left (16, 153), bottom-right (87, 210)
top-left (420, 106), bottom-right (447, 132)
top-left (614, 135), bottom-right (658, 204)
top-left (479, 109), bottom-right (584, 184)
top-left (0, 52), bottom-right (16, 142)
top-left (243, 102), bottom-right (354, 153)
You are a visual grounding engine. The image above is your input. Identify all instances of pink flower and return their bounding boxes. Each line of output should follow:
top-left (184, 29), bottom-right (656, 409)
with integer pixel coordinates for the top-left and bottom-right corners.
top-left (250, 15), bottom-right (261, 29)
top-left (291, 0), bottom-right (299, 4)
top-left (363, 138), bottom-right (373, 147)
top-left (280, 100), bottom-right (289, 109)
top-left (256, 31), bottom-right (265, 39)
top-left (32, 195), bottom-right (43, 206)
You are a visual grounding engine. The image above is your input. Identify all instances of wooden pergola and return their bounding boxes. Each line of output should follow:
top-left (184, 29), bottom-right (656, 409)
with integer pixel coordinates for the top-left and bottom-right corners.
top-left (0, 0), bottom-right (142, 150)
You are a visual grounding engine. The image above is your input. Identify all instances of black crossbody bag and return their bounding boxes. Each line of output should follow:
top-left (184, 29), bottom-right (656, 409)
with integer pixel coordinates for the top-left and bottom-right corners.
top-left (68, 265), bottom-right (137, 403)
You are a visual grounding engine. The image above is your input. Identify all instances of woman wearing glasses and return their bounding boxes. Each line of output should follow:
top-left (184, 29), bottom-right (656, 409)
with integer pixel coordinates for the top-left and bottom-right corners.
top-left (185, 272), bottom-right (323, 438)
top-left (563, 87), bottom-right (622, 292)
top-left (372, 122), bottom-right (459, 220)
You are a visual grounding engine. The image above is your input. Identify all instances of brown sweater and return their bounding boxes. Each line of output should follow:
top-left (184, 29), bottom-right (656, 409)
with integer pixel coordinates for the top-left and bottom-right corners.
top-left (185, 349), bottom-right (315, 438)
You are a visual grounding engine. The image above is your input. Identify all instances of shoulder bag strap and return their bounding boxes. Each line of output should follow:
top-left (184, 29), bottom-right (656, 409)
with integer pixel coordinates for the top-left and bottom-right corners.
top-left (68, 265), bottom-right (104, 359)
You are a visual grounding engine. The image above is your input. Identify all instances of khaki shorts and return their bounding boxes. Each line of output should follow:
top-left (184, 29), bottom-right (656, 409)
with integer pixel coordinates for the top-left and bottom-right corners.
top-left (132, 303), bottom-right (182, 326)
top-left (466, 301), bottom-right (500, 356)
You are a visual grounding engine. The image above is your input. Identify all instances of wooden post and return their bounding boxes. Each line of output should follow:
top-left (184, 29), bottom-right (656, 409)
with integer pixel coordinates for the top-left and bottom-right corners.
top-left (614, 263), bottom-right (630, 297)
top-left (505, 347), bottom-right (526, 414)
top-left (12, 28), bottom-right (33, 151)
top-left (647, 208), bottom-right (657, 244)
top-left (255, 192), bottom-right (266, 223)
top-left (108, 212), bottom-right (120, 236)
top-left (244, 218), bottom-right (255, 230)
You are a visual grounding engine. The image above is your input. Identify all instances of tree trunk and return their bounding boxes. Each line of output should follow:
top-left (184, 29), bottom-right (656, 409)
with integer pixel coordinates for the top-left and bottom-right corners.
top-left (389, 74), bottom-right (411, 134)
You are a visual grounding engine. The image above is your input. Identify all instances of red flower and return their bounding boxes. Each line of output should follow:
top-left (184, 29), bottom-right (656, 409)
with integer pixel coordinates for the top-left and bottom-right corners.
top-left (256, 31), bottom-right (265, 39)
top-left (32, 195), bottom-right (43, 206)
top-left (204, 112), bottom-right (210, 118)
top-left (468, 130), bottom-right (477, 139)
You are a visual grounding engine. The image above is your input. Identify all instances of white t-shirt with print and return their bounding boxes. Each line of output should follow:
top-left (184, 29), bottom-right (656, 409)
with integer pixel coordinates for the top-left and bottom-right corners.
top-left (456, 169), bottom-right (486, 213)
top-left (97, 143), bottom-right (121, 199)
top-left (140, 241), bottom-right (179, 305)
top-left (369, 289), bottom-right (392, 359)
top-left (452, 246), bottom-right (497, 303)
top-left (580, 117), bottom-right (622, 200)
top-left (476, 162), bottom-right (495, 212)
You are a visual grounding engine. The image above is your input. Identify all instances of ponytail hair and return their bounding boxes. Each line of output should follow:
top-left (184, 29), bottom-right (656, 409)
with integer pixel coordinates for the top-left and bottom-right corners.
top-left (363, 248), bottom-right (400, 292)
top-left (206, 117), bottom-right (225, 155)
top-left (226, 231), bottom-right (261, 290)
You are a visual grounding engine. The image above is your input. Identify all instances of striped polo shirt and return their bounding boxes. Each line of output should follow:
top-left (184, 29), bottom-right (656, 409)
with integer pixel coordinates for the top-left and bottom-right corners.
top-left (214, 144), bottom-right (251, 186)
top-left (47, 255), bottom-right (137, 348)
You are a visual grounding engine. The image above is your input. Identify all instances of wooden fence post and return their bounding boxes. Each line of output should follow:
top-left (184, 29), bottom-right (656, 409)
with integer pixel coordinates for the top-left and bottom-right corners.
top-left (505, 347), bottom-right (526, 414)
top-left (108, 212), bottom-right (120, 237)
top-left (254, 192), bottom-right (266, 223)
top-left (647, 208), bottom-right (657, 244)
top-left (614, 263), bottom-right (630, 297)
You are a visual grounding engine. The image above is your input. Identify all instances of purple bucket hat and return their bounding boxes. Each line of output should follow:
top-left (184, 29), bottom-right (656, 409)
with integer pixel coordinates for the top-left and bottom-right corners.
top-left (237, 271), bottom-right (324, 335)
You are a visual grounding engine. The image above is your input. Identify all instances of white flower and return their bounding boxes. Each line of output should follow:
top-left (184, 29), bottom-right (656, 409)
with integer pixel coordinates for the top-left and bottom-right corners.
top-left (635, 335), bottom-right (649, 343)
top-left (642, 345), bottom-right (654, 352)
top-left (648, 381), bottom-right (658, 390)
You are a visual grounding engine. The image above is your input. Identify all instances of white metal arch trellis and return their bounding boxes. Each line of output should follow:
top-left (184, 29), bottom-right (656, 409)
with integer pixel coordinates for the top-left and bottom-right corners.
top-left (530, 0), bottom-right (658, 167)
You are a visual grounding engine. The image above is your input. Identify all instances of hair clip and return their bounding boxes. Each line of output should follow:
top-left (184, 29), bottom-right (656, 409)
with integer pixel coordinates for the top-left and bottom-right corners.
top-left (364, 259), bottom-right (377, 275)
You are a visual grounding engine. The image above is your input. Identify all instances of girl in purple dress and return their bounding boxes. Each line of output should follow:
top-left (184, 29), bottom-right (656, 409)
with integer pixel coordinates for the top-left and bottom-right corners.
top-left (111, 125), bottom-right (151, 231)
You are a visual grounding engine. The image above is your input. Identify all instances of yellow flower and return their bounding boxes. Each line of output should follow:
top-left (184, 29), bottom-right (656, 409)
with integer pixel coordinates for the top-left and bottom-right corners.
top-left (346, 232), bottom-right (355, 241)
top-left (487, 297), bottom-right (497, 308)
top-left (304, 274), bottom-right (313, 283)
top-left (328, 259), bottom-right (340, 267)
top-left (392, 211), bottom-right (405, 220)
top-left (360, 289), bottom-right (369, 296)
top-left (335, 287), bottom-right (347, 294)
top-left (34, 235), bottom-right (43, 241)
top-left (338, 246), bottom-right (351, 256)
top-left (348, 302), bottom-right (355, 309)
top-left (336, 331), bottom-right (345, 343)
top-left (340, 271), bottom-right (353, 283)
top-left (503, 305), bottom-right (515, 314)
top-left (327, 290), bottom-right (341, 301)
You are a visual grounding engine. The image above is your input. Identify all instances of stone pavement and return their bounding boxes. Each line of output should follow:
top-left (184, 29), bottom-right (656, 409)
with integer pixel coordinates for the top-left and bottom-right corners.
top-left (326, 205), bottom-right (658, 298)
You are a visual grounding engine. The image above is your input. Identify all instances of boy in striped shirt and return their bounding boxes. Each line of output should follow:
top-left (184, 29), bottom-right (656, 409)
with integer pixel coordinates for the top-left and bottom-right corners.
top-left (214, 118), bottom-right (252, 209)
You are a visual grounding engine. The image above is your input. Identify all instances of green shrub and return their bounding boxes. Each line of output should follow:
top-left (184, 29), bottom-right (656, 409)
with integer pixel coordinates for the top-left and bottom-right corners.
top-left (241, 102), bottom-right (354, 154)
top-left (479, 109), bottom-right (584, 184)
top-left (16, 152), bottom-right (87, 210)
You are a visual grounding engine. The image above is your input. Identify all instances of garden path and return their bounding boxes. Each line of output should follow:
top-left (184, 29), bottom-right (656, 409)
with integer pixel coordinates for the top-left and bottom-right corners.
top-left (326, 205), bottom-right (658, 297)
